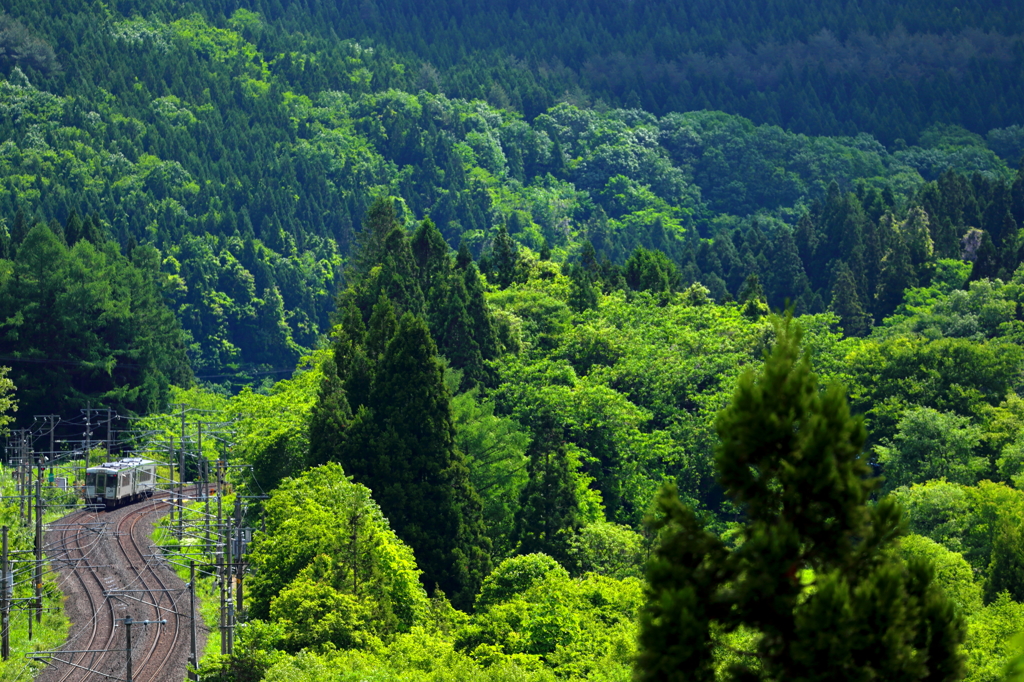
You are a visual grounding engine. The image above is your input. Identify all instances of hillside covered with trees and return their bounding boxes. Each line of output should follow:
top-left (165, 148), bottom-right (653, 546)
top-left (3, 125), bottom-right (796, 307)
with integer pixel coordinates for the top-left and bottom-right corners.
top-left (1, 0), bottom-right (1024, 679)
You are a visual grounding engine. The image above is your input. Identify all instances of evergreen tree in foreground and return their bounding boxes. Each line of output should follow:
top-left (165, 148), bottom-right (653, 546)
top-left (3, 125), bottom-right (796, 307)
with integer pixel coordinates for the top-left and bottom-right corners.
top-left (636, 315), bottom-right (965, 682)
top-left (341, 313), bottom-right (490, 610)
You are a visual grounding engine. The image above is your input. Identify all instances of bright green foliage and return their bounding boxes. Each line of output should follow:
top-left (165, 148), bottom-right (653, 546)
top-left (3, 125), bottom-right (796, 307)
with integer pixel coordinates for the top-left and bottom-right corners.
top-left (229, 363), bottom-right (324, 492)
top-left (341, 313), bottom-right (490, 608)
top-left (896, 535), bottom-right (984, 613)
top-left (635, 316), bottom-right (965, 682)
top-left (474, 554), bottom-right (566, 611)
top-left (960, 595), bottom-right (1024, 682)
top-left (566, 521), bottom-right (646, 579)
top-left (0, 366), bottom-right (14, 435)
top-left (246, 463), bottom-right (429, 638)
top-left (258, 628), bottom-right (562, 682)
top-left (458, 554), bottom-right (642, 679)
top-left (890, 480), bottom-right (1024, 592)
top-left (844, 336), bottom-right (1023, 445)
top-left (875, 407), bottom-right (988, 492)
top-left (452, 388), bottom-right (531, 558)
top-left (0, 223), bottom-right (191, 422)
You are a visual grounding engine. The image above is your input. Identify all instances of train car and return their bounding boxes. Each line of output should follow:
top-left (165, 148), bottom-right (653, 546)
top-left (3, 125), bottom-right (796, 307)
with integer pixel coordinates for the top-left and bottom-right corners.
top-left (85, 458), bottom-right (157, 510)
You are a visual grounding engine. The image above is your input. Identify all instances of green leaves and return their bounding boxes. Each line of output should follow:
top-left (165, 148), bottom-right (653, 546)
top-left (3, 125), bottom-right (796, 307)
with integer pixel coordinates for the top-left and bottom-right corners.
top-left (247, 463), bottom-right (429, 635)
top-left (636, 316), bottom-right (966, 682)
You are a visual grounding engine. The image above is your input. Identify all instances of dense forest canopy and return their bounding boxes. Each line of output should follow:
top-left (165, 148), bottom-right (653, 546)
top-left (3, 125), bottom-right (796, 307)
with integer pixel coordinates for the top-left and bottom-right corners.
top-left (0, 0), bottom-right (1020, 397)
top-left (0, 0), bottom-right (1024, 678)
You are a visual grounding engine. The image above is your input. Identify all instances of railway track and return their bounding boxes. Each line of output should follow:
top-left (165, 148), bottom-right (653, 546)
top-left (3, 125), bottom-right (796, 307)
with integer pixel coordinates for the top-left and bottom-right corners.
top-left (36, 492), bottom-right (206, 682)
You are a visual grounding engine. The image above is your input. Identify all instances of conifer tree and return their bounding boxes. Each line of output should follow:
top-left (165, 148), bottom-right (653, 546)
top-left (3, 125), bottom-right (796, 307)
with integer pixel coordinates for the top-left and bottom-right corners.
top-left (376, 228), bottom-right (425, 316)
top-left (432, 275), bottom-right (488, 388)
top-left (352, 195), bottom-right (401, 280)
top-left (456, 241), bottom-right (474, 270)
top-left (830, 261), bottom-right (872, 337)
top-left (463, 263), bottom-right (500, 362)
top-left (737, 273), bottom-right (769, 319)
top-left (968, 229), bottom-right (999, 282)
top-left (568, 263), bottom-right (599, 312)
top-left (489, 224), bottom-right (522, 288)
top-left (766, 230), bottom-right (812, 310)
top-left (341, 313), bottom-right (490, 609)
top-left (876, 228), bottom-right (917, 320)
top-left (307, 356), bottom-right (353, 468)
top-left (411, 218), bottom-right (453, 295)
top-left (513, 424), bottom-right (581, 568)
top-left (636, 316), bottom-right (965, 682)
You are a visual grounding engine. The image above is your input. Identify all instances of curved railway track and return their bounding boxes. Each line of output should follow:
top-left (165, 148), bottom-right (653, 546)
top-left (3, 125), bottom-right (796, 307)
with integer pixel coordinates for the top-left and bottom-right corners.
top-left (37, 492), bottom-right (206, 682)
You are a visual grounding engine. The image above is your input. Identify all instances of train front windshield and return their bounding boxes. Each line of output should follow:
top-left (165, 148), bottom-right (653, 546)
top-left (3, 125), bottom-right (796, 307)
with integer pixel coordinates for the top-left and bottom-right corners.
top-left (87, 473), bottom-right (115, 488)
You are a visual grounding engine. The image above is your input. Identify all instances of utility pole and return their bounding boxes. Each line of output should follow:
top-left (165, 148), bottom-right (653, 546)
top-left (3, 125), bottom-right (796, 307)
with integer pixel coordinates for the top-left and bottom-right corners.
top-left (84, 403), bottom-right (92, 473)
top-left (234, 495), bottom-right (243, 623)
top-left (122, 617), bottom-right (164, 682)
top-left (2, 525), bottom-right (9, 660)
top-left (24, 432), bottom-right (31, 531)
top-left (178, 436), bottom-right (185, 541)
top-left (18, 430), bottom-right (26, 526)
top-left (106, 408), bottom-right (113, 458)
top-left (217, 459), bottom-right (225, 655)
top-left (34, 478), bottom-right (42, 626)
top-left (124, 616), bottom-right (133, 682)
top-left (189, 561), bottom-right (198, 681)
top-left (226, 487), bottom-right (234, 655)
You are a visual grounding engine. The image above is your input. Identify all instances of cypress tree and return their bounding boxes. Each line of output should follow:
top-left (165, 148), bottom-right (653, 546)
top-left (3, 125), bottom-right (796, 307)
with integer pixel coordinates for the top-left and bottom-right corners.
top-left (829, 261), bottom-right (872, 337)
top-left (456, 241), bottom-right (474, 270)
top-left (307, 356), bottom-right (353, 468)
top-left (432, 275), bottom-right (488, 389)
top-left (635, 316), bottom-right (965, 682)
top-left (463, 263), bottom-right (500, 362)
top-left (766, 229), bottom-right (812, 310)
top-left (876, 230), bottom-right (917, 321)
top-left (513, 424), bottom-right (581, 568)
top-left (411, 218), bottom-right (453, 296)
top-left (352, 195), bottom-right (401, 280)
top-left (341, 313), bottom-right (490, 609)
top-left (376, 228), bottom-right (426, 317)
top-left (568, 263), bottom-right (599, 312)
top-left (489, 224), bottom-right (522, 289)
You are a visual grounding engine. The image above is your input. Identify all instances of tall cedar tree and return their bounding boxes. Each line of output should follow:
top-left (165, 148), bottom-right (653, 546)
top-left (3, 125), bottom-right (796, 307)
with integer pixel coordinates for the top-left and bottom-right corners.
top-left (829, 261), bottom-right (872, 337)
top-left (341, 313), bottom-right (490, 609)
top-left (432, 275), bottom-right (488, 389)
top-left (513, 425), bottom-right (581, 567)
top-left (307, 356), bottom-right (352, 468)
top-left (636, 316), bottom-right (965, 682)
top-left (352, 196), bottom-right (401, 281)
top-left (568, 263), bottom-right (599, 312)
top-left (463, 263), bottom-right (501, 363)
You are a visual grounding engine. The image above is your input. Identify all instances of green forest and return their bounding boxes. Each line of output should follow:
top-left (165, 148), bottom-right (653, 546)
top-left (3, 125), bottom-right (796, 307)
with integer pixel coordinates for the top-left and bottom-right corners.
top-left (1, 0), bottom-right (1024, 679)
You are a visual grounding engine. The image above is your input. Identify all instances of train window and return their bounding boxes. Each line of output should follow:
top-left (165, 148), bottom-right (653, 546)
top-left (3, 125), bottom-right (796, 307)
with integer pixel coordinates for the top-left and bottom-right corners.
top-left (139, 469), bottom-right (151, 482)
top-left (105, 474), bottom-right (116, 488)
top-left (86, 473), bottom-right (96, 486)
top-left (120, 473), bottom-right (129, 487)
